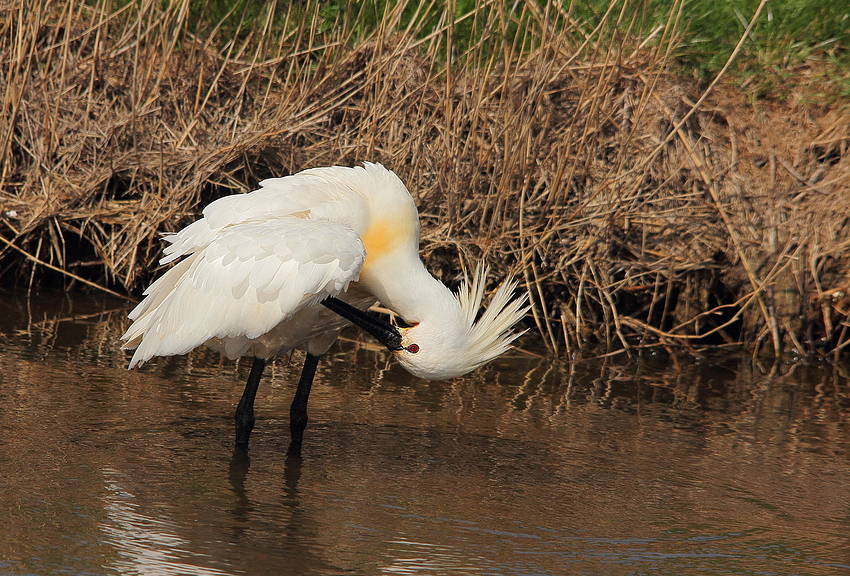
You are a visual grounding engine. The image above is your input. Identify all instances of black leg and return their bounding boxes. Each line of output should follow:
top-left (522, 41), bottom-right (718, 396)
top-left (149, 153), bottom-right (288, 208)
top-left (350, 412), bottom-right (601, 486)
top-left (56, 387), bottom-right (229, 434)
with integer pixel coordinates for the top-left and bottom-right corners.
top-left (235, 357), bottom-right (267, 447)
top-left (288, 353), bottom-right (320, 454)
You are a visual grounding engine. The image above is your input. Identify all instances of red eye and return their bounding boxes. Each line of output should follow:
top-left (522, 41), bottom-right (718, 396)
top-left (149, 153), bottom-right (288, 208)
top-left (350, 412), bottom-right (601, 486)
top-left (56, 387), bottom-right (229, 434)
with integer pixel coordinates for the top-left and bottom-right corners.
top-left (406, 343), bottom-right (420, 354)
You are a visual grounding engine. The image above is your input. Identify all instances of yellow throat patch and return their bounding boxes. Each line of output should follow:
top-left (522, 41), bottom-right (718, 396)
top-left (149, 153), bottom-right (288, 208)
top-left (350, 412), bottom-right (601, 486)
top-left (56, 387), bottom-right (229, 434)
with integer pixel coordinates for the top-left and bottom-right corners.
top-left (360, 218), bottom-right (413, 272)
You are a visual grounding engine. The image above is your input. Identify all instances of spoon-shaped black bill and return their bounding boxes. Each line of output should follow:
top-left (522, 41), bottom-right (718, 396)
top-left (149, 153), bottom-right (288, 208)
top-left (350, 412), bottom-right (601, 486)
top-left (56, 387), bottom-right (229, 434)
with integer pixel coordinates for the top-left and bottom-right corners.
top-left (321, 297), bottom-right (404, 351)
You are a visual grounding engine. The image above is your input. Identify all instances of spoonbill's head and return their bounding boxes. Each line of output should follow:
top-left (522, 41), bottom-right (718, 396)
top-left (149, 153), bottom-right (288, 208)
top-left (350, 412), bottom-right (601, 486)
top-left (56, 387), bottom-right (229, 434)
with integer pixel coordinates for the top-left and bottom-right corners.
top-left (323, 267), bottom-right (529, 381)
top-left (391, 270), bottom-right (529, 381)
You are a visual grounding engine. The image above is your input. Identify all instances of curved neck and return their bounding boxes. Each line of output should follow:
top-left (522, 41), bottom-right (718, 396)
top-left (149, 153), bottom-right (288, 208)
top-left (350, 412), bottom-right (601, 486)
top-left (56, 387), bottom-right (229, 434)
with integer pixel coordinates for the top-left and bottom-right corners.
top-left (359, 252), bottom-right (461, 326)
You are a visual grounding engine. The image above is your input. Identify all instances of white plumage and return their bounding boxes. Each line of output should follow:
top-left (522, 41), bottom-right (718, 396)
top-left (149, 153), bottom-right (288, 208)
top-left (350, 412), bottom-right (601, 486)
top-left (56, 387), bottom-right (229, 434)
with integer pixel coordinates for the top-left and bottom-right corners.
top-left (123, 218), bottom-right (366, 364)
top-left (121, 162), bottom-right (528, 449)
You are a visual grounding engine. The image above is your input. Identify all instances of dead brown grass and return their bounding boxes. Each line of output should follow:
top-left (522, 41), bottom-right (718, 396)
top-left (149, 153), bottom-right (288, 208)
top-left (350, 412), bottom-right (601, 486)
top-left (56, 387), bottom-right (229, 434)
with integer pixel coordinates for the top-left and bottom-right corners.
top-left (1, 0), bottom-right (849, 358)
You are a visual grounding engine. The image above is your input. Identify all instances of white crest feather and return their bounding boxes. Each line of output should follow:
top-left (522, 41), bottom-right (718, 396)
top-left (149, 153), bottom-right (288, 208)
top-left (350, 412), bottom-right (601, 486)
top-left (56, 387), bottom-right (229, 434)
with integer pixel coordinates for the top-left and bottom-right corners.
top-left (456, 264), bottom-right (530, 370)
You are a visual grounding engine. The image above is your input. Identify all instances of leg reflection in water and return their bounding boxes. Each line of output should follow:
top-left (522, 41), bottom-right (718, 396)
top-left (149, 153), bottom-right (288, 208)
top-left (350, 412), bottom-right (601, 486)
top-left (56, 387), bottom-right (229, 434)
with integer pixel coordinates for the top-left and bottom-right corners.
top-left (227, 446), bottom-right (334, 572)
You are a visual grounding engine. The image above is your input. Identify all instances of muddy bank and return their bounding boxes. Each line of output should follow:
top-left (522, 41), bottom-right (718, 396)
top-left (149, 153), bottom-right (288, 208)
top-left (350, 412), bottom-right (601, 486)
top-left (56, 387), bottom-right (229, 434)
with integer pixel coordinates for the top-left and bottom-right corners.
top-left (1, 1), bottom-right (848, 356)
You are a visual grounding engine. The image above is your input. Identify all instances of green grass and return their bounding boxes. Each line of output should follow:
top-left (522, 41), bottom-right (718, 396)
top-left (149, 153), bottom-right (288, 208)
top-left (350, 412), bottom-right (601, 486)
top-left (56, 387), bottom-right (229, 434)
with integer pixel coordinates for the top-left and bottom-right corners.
top-left (181, 0), bottom-right (850, 101)
top-left (669, 0), bottom-right (850, 97)
top-left (570, 0), bottom-right (850, 98)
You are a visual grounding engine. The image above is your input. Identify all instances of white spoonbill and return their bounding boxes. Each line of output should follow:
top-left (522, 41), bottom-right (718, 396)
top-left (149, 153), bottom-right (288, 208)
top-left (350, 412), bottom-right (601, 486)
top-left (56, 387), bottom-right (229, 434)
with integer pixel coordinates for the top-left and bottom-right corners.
top-left (121, 162), bottom-right (528, 452)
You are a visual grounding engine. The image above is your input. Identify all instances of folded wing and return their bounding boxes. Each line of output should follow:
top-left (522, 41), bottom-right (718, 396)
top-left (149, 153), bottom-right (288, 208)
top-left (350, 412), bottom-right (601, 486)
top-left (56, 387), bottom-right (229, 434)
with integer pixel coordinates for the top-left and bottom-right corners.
top-left (160, 165), bottom-right (375, 264)
top-left (122, 217), bottom-right (365, 368)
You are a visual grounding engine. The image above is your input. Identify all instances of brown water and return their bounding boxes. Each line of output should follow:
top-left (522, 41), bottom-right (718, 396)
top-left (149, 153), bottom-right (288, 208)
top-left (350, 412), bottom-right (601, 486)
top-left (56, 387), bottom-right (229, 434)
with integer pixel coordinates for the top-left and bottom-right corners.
top-left (1, 292), bottom-right (849, 576)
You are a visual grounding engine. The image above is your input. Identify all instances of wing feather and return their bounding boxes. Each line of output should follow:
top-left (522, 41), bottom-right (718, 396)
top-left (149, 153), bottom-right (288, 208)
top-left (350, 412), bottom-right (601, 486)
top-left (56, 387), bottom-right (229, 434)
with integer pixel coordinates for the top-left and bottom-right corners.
top-left (122, 217), bottom-right (365, 367)
top-left (159, 165), bottom-right (377, 265)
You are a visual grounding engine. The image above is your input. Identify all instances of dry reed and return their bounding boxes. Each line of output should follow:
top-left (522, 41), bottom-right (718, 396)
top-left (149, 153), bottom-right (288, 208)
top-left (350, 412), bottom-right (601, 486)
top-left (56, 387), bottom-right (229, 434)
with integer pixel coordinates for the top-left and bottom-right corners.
top-left (1, 0), bottom-right (849, 358)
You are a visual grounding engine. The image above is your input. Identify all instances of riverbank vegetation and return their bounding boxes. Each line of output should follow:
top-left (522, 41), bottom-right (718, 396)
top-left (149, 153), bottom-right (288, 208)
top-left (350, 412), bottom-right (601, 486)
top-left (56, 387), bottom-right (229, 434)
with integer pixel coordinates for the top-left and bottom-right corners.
top-left (1, 0), bottom-right (849, 358)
